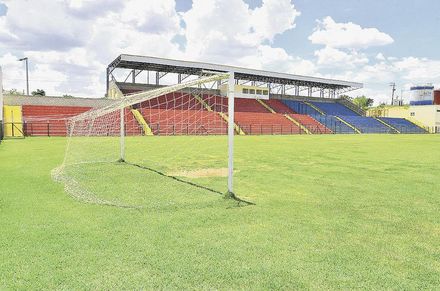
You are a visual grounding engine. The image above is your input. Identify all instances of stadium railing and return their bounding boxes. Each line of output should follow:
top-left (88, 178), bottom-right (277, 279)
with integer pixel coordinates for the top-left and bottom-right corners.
top-left (3, 121), bottom-right (436, 137)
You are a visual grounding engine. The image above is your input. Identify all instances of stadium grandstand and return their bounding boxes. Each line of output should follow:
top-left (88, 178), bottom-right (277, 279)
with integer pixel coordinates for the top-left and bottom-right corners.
top-left (1, 54), bottom-right (429, 139)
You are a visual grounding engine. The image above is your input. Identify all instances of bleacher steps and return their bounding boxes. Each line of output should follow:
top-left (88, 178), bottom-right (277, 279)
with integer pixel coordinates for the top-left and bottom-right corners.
top-left (337, 96), bottom-right (366, 116)
top-left (335, 116), bottom-right (362, 134)
top-left (309, 116), bottom-right (333, 134)
top-left (192, 94), bottom-right (213, 112)
top-left (218, 112), bottom-right (246, 135)
top-left (406, 118), bottom-right (429, 132)
top-left (303, 101), bottom-right (325, 115)
top-left (257, 99), bottom-right (276, 113)
top-left (374, 117), bottom-right (400, 133)
top-left (284, 115), bottom-right (312, 134)
top-left (131, 109), bottom-right (154, 136)
top-left (193, 94), bottom-right (245, 135)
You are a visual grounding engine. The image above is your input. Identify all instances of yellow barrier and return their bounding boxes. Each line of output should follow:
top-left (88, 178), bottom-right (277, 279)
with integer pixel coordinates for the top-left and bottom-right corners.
top-left (131, 109), bottom-right (154, 136)
top-left (373, 117), bottom-right (400, 133)
top-left (407, 118), bottom-right (429, 132)
top-left (257, 99), bottom-right (275, 113)
top-left (218, 112), bottom-right (245, 135)
top-left (335, 116), bottom-right (361, 134)
top-left (284, 114), bottom-right (312, 134)
top-left (3, 105), bottom-right (24, 137)
top-left (193, 94), bottom-right (213, 112)
top-left (303, 101), bottom-right (325, 115)
top-left (193, 94), bottom-right (245, 135)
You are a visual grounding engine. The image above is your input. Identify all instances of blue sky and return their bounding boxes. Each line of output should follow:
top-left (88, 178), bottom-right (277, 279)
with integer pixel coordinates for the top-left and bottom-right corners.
top-left (0, 0), bottom-right (439, 103)
top-left (175, 0), bottom-right (440, 59)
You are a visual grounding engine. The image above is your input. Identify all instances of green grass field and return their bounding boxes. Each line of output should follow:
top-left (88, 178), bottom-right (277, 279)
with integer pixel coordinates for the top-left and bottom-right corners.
top-left (1, 135), bottom-right (440, 289)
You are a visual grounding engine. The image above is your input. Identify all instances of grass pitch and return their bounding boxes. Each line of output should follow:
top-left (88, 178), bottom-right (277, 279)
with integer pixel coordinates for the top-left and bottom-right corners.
top-left (1, 135), bottom-right (440, 289)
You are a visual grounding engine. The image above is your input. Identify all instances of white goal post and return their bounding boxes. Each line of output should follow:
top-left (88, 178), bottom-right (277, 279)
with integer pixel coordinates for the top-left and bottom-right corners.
top-left (59, 71), bottom-right (240, 202)
top-left (227, 72), bottom-right (235, 194)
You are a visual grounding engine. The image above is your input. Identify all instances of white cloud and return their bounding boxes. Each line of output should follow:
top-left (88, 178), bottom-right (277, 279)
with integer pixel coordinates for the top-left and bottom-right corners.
top-left (376, 53), bottom-right (385, 61)
top-left (0, 0), bottom-right (91, 51)
top-left (251, 0), bottom-right (300, 42)
top-left (1, 0), bottom-right (304, 96)
top-left (120, 0), bottom-right (181, 35)
top-left (314, 46), bottom-right (369, 67)
top-left (393, 57), bottom-right (440, 82)
top-left (309, 16), bottom-right (394, 49)
top-left (66, 0), bottom-right (123, 18)
top-left (0, 0), bottom-right (438, 105)
top-left (323, 55), bottom-right (440, 105)
top-left (182, 0), bottom-right (300, 63)
top-left (0, 0), bottom-right (183, 96)
top-left (239, 45), bottom-right (316, 76)
top-left (0, 52), bottom-right (69, 95)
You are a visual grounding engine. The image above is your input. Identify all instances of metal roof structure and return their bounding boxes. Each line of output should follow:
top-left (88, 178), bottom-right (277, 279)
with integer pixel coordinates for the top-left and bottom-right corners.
top-left (107, 54), bottom-right (363, 97)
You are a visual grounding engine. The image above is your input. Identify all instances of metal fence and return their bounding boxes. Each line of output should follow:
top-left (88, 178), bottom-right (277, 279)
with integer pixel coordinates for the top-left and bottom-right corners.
top-left (23, 121), bottom-right (69, 136)
top-left (1, 121), bottom-right (438, 138)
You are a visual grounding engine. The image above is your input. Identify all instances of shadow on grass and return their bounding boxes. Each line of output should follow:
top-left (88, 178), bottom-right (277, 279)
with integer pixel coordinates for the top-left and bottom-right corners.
top-left (123, 160), bottom-right (255, 206)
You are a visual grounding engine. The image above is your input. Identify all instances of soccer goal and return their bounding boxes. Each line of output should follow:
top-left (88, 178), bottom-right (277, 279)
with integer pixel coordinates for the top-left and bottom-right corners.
top-left (53, 72), bottom-right (245, 208)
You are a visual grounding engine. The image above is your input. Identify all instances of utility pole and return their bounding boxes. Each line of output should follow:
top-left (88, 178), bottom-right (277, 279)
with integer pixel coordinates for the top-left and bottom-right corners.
top-left (400, 88), bottom-right (404, 105)
top-left (390, 82), bottom-right (396, 105)
top-left (18, 57), bottom-right (29, 95)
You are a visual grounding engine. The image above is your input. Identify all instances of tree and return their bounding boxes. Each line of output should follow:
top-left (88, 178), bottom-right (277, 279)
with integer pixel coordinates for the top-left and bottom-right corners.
top-left (31, 89), bottom-right (46, 96)
top-left (352, 95), bottom-right (374, 110)
top-left (62, 94), bottom-right (74, 98)
top-left (5, 88), bottom-right (20, 95)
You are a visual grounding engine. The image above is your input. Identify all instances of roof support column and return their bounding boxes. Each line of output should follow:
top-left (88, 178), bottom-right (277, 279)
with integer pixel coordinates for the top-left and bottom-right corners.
top-left (156, 72), bottom-right (159, 85)
top-left (106, 67), bottom-right (110, 97)
top-left (308, 87), bottom-right (312, 97)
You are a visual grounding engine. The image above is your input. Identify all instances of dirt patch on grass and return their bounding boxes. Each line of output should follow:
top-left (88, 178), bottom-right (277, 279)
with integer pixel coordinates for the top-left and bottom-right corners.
top-left (169, 168), bottom-right (229, 178)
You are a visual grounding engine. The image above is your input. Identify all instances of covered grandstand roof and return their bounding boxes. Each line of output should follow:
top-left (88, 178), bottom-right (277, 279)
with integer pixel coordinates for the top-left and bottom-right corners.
top-left (107, 54), bottom-right (363, 91)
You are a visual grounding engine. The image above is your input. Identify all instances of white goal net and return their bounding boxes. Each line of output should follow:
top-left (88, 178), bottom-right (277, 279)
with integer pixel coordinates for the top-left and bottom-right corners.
top-left (53, 72), bottom-right (244, 209)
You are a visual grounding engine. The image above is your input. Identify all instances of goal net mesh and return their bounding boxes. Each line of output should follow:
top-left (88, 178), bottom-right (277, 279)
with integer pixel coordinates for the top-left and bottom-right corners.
top-left (53, 73), bottom-right (235, 209)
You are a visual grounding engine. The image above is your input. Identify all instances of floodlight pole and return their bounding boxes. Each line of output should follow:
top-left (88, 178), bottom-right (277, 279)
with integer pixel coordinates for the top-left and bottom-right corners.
top-left (120, 106), bottom-right (125, 162)
top-left (227, 71), bottom-right (235, 194)
top-left (18, 57), bottom-right (29, 96)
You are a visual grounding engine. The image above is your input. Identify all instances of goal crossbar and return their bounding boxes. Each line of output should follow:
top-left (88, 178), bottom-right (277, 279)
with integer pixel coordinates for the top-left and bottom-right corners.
top-left (71, 73), bottom-right (230, 122)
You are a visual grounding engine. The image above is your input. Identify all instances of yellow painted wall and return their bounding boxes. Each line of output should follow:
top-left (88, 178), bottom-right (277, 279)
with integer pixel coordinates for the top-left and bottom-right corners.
top-left (408, 105), bottom-right (440, 128)
top-left (3, 105), bottom-right (24, 137)
top-left (368, 104), bottom-right (440, 129)
top-left (107, 81), bottom-right (124, 99)
top-left (367, 106), bottom-right (410, 118)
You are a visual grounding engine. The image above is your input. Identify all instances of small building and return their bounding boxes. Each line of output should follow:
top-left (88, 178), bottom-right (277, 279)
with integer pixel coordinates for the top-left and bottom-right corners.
top-left (368, 104), bottom-right (440, 132)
